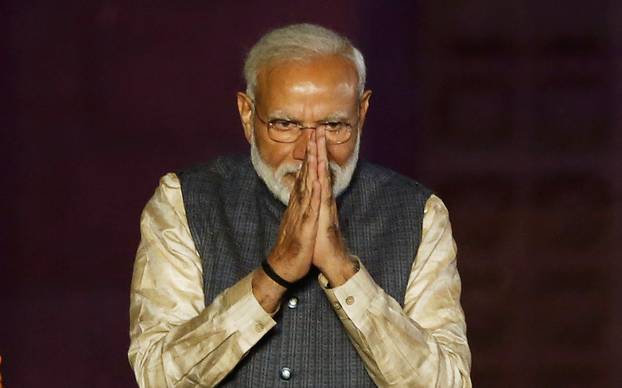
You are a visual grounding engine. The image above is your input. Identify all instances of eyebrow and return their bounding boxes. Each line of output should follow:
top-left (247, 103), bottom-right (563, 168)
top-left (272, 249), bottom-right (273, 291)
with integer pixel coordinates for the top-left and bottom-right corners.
top-left (321, 112), bottom-right (350, 121)
top-left (267, 111), bottom-right (352, 122)
top-left (266, 110), bottom-right (294, 120)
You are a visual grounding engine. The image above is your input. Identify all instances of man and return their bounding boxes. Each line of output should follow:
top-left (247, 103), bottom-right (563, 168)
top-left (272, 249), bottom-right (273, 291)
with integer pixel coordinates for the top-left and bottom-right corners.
top-left (129, 24), bottom-right (471, 387)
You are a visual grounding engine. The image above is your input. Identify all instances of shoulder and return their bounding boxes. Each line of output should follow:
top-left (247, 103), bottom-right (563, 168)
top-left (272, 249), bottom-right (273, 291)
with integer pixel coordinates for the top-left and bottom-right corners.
top-left (424, 194), bottom-right (450, 217)
top-left (147, 172), bottom-right (183, 210)
top-left (177, 154), bottom-right (251, 183)
top-left (355, 160), bottom-right (433, 199)
top-left (141, 172), bottom-right (186, 225)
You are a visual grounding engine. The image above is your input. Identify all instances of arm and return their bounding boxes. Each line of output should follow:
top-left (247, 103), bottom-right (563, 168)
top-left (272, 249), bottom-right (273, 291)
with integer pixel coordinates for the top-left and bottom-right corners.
top-left (128, 173), bottom-right (277, 388)
top-left (129, 144), bottom-right (322, 388)
top-left (319, 195), bottom-right (471, 387)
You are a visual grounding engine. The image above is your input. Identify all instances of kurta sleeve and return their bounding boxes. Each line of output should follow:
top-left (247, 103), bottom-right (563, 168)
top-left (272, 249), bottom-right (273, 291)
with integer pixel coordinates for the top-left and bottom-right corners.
top-left (128, 173), bottom-right (276, 388)
top-left (319, 194), bottom-right (471, 387)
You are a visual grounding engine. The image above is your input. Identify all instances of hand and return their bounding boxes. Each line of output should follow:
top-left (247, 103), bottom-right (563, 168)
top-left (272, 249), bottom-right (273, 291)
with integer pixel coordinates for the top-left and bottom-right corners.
top-left (267, 131), bottom-right (322, 282)
top-left (312, 127), bottom-right (358, 287)
top-left (252, 132), bottom-right (321, 312)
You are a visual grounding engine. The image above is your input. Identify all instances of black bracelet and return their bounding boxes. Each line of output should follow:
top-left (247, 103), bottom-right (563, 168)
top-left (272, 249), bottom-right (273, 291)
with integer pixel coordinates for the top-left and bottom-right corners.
top-left (261, 259), bottom-right (295, 288)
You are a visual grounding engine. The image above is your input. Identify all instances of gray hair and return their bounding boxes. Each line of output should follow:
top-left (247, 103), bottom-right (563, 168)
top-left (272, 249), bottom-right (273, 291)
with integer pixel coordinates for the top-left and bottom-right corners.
top-left (243, 23), bottom-right (366, 100)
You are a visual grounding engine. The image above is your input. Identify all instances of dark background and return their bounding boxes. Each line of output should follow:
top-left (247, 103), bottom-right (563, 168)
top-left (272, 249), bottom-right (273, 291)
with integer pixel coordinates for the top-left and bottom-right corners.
top-left (2, 1), bottom-right (621, 387)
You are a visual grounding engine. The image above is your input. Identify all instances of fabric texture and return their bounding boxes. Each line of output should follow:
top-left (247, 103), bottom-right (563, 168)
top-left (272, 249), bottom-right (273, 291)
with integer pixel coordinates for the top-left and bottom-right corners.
top-left (128, 156), bottom-right (471, 387)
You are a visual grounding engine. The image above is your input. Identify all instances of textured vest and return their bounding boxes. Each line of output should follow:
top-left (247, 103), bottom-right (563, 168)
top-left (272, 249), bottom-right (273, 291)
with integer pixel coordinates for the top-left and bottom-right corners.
top-left (179, 155), bottom-right (431, 387)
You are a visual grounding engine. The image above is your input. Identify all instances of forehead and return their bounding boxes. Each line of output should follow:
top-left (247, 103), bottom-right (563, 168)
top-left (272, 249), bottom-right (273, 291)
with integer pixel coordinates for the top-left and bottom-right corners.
top-left (255, 54), bottom-right (359, 113)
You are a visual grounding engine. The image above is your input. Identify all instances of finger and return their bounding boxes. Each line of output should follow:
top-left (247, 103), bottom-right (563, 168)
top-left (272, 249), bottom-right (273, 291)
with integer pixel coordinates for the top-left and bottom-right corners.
top-left (319, 165), bottom-right (333, 209)
top-left (317, 127), bottom-right (333, 192)
top-left (300, 143), bottom-right (310, 187)
top-left (317, 172), bottom-right (332, 231)
top-left (291, 140), bottom-right (310, 206)
top-left (317, 126), bottom-right (328, 165)
top-left (317, 128), bottom-right (338, 233)
top-left (298, 132), bottom-right (314, 207)
top-left (301, 134), bottom-right (320, 240)
top-left (317, 127), bottom-right (329, 182)
top-left (302, 180), bottom-right (321, 238)
top-left (303, 131), bottom-right (313, 195)
top-left (296, 131), bottom-right (311, 179)
top-left (311, 180), bottom-right (321, 225)
top-left (306, 130), bottom-right (318, 194)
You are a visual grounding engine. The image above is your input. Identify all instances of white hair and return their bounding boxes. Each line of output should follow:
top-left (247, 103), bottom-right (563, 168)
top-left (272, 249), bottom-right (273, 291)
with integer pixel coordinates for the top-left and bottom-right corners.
top-left (243, 23), bottom-right (366, 100)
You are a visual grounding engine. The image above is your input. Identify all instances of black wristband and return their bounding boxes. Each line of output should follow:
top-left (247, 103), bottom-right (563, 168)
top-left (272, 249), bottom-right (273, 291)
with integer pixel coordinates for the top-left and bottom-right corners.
top-left (261, 259), bottom-right (295, 288)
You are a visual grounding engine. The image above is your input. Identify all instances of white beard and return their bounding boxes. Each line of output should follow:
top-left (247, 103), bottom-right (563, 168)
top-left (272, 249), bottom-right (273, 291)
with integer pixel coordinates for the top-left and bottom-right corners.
top-left (250, 134), bottom-right (360, 206)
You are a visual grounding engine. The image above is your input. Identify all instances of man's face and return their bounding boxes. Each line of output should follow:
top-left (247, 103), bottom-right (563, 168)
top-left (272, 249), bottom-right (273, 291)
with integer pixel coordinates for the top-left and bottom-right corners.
top-left (238, 54), bottom-right (371, 201)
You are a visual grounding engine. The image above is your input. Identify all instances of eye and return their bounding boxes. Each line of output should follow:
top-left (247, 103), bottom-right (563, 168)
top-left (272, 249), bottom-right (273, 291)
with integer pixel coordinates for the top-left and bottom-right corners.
top-left (270, 119), bottom-right (298, 131)
top-left (321, 121), bottom-right (346, 131)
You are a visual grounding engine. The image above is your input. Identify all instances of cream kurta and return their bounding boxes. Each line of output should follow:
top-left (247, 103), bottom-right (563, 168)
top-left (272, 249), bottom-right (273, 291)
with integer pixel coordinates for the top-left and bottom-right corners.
top-left (129, 173), bottom-right (471, 387)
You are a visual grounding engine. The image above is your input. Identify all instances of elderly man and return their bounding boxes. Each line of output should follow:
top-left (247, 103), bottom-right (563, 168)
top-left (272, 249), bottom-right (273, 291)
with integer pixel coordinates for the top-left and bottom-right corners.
top-left (129, 24), bottom-right (471, 387)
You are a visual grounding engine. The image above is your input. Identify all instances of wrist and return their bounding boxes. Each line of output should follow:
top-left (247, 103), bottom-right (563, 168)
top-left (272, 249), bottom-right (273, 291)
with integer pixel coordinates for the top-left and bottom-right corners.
top-left (267, 253), bottom-right (307, 283)
top-left (252, 268), bottom-right (286, 314)
top-left (319, 254), bottom-right (359, 288)
top-left (261, 259), bottom-right (295, 288)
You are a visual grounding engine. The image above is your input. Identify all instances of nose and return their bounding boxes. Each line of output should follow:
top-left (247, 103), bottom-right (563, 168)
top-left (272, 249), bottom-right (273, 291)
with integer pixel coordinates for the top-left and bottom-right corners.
top-left (292, 130), bottom-right (311, 161)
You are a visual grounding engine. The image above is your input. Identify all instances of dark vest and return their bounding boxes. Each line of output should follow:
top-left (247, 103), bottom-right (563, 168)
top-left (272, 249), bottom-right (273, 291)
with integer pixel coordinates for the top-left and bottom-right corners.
top-left (179, 155), bottom-right (431, 387)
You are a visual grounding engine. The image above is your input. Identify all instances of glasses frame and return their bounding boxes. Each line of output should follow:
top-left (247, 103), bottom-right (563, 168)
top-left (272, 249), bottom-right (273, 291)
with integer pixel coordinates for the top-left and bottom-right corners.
top-left (252, 106), bottom-right (359, 145)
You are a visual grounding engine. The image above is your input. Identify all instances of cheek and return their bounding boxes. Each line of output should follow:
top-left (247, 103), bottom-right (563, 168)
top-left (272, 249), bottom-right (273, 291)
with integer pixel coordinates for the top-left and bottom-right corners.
top-left (327, 143), bottom-right (355, 166)
top-left (255, 132), bottom-right (293, 168)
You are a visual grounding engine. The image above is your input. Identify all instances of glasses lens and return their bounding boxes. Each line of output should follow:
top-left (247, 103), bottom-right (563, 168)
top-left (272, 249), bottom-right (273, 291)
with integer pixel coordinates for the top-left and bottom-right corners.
top-left (325, 126), bottom-right (352, 144)
top-left (267, 122), bottom-right (354, 144)
top-left (268, 126), bottom-right (299, 143)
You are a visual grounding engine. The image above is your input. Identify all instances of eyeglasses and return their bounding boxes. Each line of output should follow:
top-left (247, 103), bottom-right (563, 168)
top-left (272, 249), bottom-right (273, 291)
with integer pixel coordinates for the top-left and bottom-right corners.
top-left (253, 109), bottom-right (355, 145)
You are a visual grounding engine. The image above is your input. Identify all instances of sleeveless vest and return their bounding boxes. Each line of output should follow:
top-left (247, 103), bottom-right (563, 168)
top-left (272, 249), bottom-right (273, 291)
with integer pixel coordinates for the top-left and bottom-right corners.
top-left (179, 155), bottom-right (431, 387)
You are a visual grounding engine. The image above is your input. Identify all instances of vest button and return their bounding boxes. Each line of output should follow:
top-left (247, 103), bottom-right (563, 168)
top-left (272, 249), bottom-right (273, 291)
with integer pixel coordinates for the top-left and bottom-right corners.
top-left (287, 296), bottom-right (298, 309)
top-left (279, 367), bottom-right (292, 380)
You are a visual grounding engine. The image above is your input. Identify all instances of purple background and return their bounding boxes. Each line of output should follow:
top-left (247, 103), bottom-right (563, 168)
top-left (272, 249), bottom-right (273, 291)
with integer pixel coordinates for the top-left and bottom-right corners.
top-left (2, 1), bottom-right (621, 387)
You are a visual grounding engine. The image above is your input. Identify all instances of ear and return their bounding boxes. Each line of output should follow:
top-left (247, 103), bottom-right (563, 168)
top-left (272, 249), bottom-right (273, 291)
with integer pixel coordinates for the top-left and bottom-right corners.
top-left (237, 92), bottom-right (254, 144)
top-left (357, 90), bottom-right (372, 135)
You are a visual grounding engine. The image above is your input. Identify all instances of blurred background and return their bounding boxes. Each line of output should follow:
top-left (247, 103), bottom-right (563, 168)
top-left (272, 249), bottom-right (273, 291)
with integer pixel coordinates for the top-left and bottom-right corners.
top-left (2, 1), bottom-right (621, 387)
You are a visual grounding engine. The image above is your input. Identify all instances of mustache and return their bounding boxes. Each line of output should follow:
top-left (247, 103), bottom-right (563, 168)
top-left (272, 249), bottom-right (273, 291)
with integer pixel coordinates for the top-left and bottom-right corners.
top-left (274, 162), bottom-right (302, 179)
